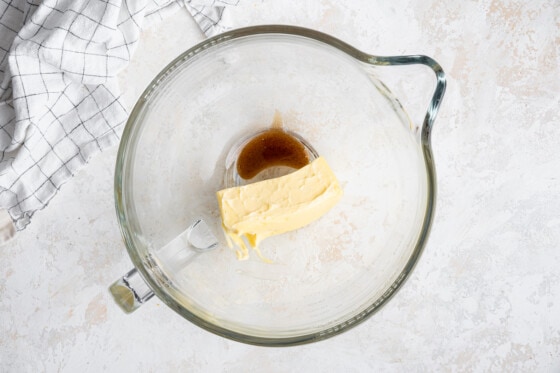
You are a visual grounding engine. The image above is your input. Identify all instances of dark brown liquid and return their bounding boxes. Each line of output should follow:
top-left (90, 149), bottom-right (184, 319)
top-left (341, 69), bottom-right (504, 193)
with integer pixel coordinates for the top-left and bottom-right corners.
top-left (237, 129), bottom-right (310, 180)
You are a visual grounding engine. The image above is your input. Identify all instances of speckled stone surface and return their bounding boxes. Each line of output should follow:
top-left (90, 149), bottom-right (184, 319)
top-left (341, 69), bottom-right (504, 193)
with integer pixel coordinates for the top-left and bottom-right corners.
top-left (1, 1), bottom-right (559, 371)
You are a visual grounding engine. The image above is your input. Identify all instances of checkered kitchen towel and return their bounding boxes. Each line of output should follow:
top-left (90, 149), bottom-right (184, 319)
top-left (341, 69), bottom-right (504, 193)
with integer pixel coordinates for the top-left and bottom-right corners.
top-left (0, 0), bottom-right (238, 240)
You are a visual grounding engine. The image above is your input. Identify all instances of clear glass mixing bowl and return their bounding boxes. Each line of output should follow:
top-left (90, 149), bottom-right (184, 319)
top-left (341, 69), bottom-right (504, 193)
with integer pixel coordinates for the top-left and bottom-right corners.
top-left (112, 25), bottom-right (446, 346)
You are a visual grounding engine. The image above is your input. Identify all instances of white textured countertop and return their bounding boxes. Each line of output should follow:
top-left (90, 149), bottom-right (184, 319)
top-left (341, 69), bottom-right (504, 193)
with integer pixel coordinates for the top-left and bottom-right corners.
top-left (1, 1), bottom-right (559, 371)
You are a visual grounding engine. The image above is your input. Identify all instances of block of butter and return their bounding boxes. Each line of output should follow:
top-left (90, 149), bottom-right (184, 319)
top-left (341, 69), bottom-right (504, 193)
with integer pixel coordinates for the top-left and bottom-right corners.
top-left (216, 156), bottom-right (343, 261)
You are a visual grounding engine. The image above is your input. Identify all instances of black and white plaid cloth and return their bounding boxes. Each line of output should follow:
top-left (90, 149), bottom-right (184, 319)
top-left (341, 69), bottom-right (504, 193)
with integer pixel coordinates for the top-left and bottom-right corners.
top-left (0, 0), bottom-right (237, 240)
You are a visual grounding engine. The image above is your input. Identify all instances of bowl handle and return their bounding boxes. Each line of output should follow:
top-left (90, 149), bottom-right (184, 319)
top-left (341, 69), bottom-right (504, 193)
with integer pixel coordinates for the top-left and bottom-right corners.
top-left (110, 218), bottom-right (219, 313)
top-left (110, 267), bottom-right (155, 313)
top-left (370, 55), bottom-right (447, 144)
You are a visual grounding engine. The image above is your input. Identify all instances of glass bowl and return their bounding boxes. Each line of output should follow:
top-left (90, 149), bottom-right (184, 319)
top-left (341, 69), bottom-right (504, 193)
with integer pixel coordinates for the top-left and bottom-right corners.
top-left (112, 25), bottom-right (446, 346)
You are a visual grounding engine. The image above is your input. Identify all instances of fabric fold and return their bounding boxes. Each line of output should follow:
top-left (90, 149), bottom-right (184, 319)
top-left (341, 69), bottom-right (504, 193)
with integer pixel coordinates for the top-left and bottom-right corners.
top-left (0, 0), bottom-right (238, 242)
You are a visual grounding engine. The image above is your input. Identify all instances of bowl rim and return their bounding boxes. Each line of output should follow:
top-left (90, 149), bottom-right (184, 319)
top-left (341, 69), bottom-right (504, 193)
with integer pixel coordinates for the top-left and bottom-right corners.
top-left (114, 25), bottom-right (446, 346)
